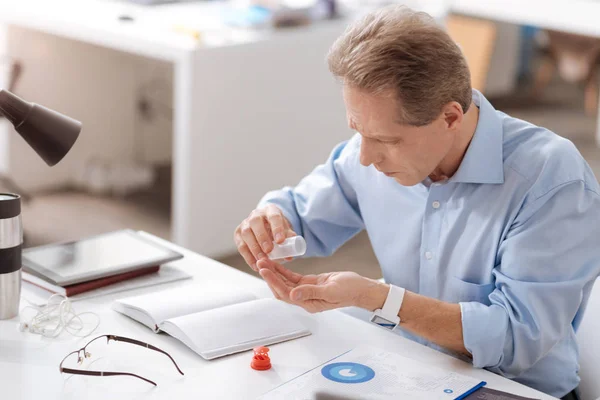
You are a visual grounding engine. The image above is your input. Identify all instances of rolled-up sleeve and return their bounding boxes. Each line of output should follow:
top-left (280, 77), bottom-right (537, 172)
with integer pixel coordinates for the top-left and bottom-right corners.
top-left (257, 136), bottom-right (364, 257)
top-left (461, 180), bottom-right (600, 377)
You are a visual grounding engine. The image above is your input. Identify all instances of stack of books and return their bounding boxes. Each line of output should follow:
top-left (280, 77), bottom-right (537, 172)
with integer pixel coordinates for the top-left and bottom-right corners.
top-left (23, 265), bottom-right (160, 297)
top-left (21, 229), bottom-right (184, 298)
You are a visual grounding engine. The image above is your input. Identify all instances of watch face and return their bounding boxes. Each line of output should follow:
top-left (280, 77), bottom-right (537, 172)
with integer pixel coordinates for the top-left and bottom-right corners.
top-left (372, 315), bottom-right (392, 325)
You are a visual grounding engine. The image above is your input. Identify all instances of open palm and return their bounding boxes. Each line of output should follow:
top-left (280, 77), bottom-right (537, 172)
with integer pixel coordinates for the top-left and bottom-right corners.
top-left (257, 258), bottom-right (367, 313)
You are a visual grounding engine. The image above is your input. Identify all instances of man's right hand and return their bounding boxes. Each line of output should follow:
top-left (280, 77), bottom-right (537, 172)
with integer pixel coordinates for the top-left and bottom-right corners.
top-left (234, 204), bottom-right (298, 271)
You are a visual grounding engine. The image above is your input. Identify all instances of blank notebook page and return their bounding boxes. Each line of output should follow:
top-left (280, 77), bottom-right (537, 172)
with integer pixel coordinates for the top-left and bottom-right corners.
top-left (120, 283), bottom-right (256, 324)
top-left (164, 298), bottom-right (307, 355)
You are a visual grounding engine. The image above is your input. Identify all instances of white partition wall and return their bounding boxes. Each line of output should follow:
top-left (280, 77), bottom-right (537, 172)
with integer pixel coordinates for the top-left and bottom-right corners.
top-left (173, 21), bottom-right (351, 257)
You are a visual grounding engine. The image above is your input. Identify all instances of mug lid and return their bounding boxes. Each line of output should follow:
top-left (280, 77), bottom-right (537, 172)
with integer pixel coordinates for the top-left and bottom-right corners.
top-left (0, 193), bottom-right (20, 219)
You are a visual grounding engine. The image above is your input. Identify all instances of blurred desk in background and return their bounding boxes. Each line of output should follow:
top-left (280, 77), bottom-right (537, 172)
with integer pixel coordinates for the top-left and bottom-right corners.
top-left (0, 0), bottom-right (351, 257)
top-left (451, 0), bottom-right (600, 38)
top-left (451, 0), bottom-right (600, 146)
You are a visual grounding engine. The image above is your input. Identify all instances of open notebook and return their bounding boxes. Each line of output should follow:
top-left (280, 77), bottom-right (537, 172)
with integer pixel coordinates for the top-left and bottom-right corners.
top-left (112, 284), bottom-right (310, 360)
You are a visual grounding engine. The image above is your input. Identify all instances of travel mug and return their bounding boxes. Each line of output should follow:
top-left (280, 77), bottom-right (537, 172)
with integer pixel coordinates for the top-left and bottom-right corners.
top-left (0, 193), bottom-right (22, 320)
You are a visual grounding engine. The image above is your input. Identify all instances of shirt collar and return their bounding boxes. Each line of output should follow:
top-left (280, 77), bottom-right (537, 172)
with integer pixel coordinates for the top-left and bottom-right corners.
top-left (448, 89), bottom-right (504, 185)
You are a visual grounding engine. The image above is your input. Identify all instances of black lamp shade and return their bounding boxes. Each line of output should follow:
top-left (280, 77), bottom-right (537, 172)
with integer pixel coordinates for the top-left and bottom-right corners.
top-left (0, 90), bottom-right (81, 166)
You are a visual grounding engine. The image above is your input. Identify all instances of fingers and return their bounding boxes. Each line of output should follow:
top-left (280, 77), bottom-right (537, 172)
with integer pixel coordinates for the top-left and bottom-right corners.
top-left (256, 259), bottom-right (297, 287)
top-left (266, 205), bottom-right (287, 244)
top-left (259, 268), bottom-right (291, 302)
top-left (234, 204), bottom-right (300, 272)
top-left (272, 261), bottom-right (303, 284)
top-left (258, 260), bottom-right (333, 314)
top-left (234, 209), bottom-right (271, 271)
top-left (234, 231), bottom-right (257, 271)
top-left (257, 259), bottom-right (302, 285)
top-left (249, 211), bottom-right (273, 255)
top-left (257, 260), bottom-right (297, 296)
top-left (240, 219), bottom-right (265, 264)
top-left (236, 209), bottom-right (274, 268)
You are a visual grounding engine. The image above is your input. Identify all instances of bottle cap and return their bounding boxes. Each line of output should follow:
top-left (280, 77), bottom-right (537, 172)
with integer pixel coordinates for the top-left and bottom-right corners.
top-left (251, 346), bottom-right (271, 371)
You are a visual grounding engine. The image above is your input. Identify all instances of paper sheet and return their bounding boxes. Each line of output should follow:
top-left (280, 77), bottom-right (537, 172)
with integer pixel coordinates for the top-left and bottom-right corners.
top-left (259, 346), bottom-right (485, 400)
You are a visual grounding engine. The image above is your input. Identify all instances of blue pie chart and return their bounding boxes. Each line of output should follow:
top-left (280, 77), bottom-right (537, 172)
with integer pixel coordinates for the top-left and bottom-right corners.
top-left (321, 362), bottom-right (375, 384)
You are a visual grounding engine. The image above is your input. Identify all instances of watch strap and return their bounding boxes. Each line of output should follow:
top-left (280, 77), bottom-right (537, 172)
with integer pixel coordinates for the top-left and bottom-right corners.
top-left (381, 284), bottom-right (405, 321)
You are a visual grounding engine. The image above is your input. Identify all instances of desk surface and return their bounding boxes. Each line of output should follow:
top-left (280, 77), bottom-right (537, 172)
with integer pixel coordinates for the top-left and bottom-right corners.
top-left (0, 233), bottom-right (554, 399)
top-left (451, 0), bottom-right (600, 38)
top-left (0, 0), bottom-right (344, 62)
top-left (2, 0), bottom-right (599, 60)
top-left (0, 0), bottom-right (202, 61)
top-left (2, 0), bottom-right (599, 64)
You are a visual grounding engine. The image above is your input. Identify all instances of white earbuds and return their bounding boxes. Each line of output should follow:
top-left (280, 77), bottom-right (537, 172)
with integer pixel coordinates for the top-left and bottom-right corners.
top-left (19, 294), bottom-right (100, 338)
top-left (18, 321), bottom-right (54, 335)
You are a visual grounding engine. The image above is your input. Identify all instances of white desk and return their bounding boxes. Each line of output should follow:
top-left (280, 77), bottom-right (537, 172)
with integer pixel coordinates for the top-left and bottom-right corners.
top-left (450, 0), bottom-right (600, 145)
top-left (0, 233), bottom-right (554, 399)
top-left (0, 0), bottom-right (352, 258)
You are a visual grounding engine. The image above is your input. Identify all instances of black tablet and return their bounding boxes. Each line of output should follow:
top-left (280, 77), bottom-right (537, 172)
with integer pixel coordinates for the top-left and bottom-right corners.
top-left (22, 229), bottom-right (183, 286)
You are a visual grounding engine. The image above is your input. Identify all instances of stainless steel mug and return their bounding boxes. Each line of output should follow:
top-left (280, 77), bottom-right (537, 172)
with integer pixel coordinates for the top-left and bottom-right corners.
top-left (0, 193), bottom-right (22, 320)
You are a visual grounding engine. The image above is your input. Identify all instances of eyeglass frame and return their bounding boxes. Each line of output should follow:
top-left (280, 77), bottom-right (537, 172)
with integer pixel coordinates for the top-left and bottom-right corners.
top-left (59, 334), bottom-right (184, 386)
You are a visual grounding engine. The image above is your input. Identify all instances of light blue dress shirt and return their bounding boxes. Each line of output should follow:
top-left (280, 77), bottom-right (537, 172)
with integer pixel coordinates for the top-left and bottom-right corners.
top-left (258, 90), bottom-right (600, 398)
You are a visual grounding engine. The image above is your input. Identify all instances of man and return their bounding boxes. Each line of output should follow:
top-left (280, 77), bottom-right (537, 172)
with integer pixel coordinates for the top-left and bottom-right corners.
top-left (234, 6), bottom-right (600, 399)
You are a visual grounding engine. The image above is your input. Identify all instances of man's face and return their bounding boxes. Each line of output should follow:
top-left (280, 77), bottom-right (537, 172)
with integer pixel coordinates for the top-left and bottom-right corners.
top-left (343, 85), bottom-right (457, 186)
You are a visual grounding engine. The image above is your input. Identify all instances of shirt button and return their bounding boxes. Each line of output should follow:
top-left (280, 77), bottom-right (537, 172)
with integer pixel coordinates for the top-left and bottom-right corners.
top-left (425, 251), bottom-right (433, 260)
top-left (432, 201), bottom-right (441, 209)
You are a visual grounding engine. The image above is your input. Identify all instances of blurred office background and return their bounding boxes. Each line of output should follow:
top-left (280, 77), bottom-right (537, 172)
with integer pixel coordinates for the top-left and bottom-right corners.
top-left (0, 0), bottom-right (599, 279)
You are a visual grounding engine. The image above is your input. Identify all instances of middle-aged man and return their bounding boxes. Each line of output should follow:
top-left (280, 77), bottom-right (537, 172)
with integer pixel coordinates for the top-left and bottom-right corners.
top-left (234, 6), bottom-right (600, 399)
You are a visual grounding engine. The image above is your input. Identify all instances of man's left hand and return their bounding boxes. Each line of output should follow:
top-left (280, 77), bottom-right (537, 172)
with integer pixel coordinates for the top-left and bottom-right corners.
top-left (257, 258), bottom-right (388, 313)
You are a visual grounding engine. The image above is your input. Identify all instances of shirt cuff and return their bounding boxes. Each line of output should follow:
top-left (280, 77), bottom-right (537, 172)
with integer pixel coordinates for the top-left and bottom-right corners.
top-left (460, 301), bottom-right (509, 369)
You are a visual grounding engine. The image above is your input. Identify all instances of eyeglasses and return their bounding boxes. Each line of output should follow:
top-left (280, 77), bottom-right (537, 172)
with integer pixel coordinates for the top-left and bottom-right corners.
top-left (59, 334), bottom-right (184, 386)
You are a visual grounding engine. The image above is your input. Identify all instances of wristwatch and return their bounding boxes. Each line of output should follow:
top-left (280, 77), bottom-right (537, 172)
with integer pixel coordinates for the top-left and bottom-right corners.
top-left (370, 284), bottom-right (405, 330)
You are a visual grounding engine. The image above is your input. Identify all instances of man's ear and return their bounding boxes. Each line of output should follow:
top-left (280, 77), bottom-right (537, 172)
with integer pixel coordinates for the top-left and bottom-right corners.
top-left (442, 101), bottom-right (464, 130)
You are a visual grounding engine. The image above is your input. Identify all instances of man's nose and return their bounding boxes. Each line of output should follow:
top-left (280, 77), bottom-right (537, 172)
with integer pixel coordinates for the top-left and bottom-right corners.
top-left (359, 141), bottom-right (378, 167)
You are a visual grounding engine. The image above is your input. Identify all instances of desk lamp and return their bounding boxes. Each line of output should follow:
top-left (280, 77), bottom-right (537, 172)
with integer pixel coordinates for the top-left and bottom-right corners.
top-left (0, 89), bottom-right (81, 319)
